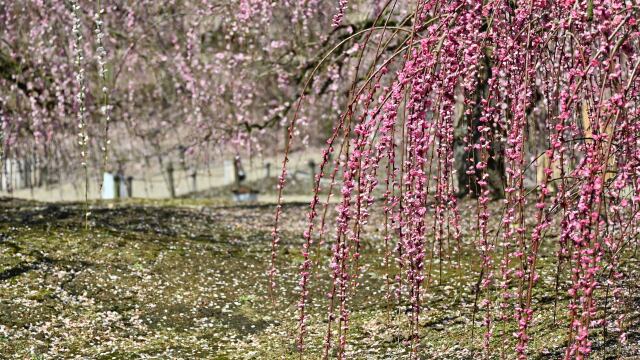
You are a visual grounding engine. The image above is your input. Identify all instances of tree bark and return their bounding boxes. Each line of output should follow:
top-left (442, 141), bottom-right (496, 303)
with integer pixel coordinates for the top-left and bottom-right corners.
top-left (455, 53), bottom-right (506, 199)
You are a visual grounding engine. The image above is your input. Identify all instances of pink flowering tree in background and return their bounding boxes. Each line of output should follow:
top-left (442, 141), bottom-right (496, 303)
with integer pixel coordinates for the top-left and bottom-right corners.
top-left (269, 0), bottom-right (640, 359)
top-left (0, 0), bottom-right (390, 190)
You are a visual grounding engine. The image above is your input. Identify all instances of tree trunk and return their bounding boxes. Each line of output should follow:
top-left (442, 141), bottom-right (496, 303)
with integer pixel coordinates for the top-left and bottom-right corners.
top-left (455, 53), bottom-right (506, 199)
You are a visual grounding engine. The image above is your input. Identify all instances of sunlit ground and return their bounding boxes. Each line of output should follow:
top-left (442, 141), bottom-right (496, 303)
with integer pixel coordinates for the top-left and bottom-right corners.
top-left (0, 197), bottom-right (638, 359)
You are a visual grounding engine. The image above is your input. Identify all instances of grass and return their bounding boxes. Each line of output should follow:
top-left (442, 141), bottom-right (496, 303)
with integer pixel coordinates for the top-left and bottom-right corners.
top-left (0, 197), bottom-right (637, 358)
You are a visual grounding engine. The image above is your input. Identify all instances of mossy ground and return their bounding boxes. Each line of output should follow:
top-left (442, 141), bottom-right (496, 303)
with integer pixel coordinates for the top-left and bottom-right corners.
top-left (0, 197), bottom-right (637, 359)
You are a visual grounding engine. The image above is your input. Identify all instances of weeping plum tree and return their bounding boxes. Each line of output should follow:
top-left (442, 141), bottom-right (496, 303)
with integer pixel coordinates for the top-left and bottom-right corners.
top-left (271, 0), bottom-right (640, 358)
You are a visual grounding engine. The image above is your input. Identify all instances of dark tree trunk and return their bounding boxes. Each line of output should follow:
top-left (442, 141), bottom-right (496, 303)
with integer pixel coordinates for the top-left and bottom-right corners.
top-left (455, 53), bottom-right (506, 199)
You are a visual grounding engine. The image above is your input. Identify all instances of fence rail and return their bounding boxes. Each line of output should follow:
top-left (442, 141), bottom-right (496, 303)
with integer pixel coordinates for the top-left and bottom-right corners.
top-left (0, 150), bottom-right (323, 202)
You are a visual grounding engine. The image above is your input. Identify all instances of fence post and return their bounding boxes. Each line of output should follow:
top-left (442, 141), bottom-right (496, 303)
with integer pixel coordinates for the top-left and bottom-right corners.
top-left (308, 159), bottom-right (316, 181)
top-left (114, 174), bottom-right (121, 199)
top-left (265, 162), bottom-right (271, 179)
top-left (126, 176), bottom-right (133, 198)
top-left (167, 162), bottom-right (176, 198)
top-left (190, 170), bottom-right (197, 193)
top-left (233, 156), bottom-right (245, 187)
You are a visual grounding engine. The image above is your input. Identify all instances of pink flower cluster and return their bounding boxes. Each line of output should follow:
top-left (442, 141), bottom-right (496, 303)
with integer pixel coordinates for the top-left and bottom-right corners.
top-left (271, 0), bottom-right (640, 358)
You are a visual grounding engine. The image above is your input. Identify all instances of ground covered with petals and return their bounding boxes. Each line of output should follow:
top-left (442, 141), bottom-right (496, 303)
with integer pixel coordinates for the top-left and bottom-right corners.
top-left (0, 198), bottom-right (638, 359)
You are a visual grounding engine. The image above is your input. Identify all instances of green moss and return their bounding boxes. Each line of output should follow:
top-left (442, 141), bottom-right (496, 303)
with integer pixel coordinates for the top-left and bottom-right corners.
top-left (0, 198), bottom-right (637, 358)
